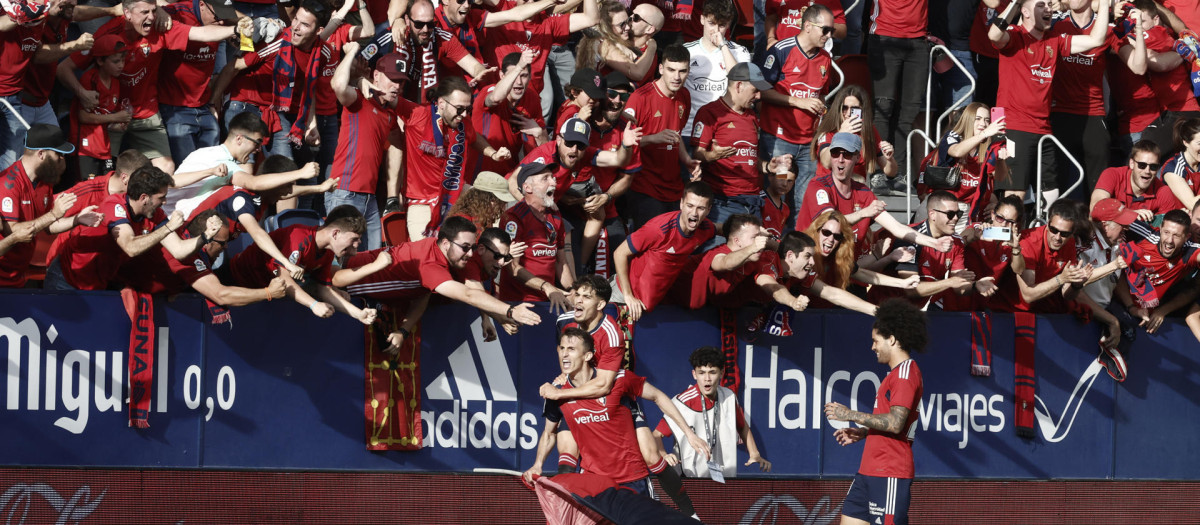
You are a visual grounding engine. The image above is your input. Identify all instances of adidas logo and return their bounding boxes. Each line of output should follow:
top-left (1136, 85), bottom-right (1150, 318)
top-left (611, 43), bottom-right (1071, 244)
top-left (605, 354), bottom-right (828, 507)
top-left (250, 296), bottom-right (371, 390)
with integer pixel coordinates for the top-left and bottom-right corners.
top-left (922, 260), bottom-right (930, 267)
top-left (654, 110), bottom-right (662, 118)
top-left (792, 66), bottom-right (802, 73)
top-left (422, 319), bottom-right (537, 449)
top-left (667, 246), bottom-right (676, 254)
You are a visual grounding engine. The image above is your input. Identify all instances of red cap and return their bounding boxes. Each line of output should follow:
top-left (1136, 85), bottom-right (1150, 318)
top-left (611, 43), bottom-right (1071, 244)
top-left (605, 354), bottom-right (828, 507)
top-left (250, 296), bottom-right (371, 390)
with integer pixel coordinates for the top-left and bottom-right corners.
top-left (91, 35), bottom-right (126, 58)
top-left (374, 52), bottom-right (410, 83)
top-left (1091, 198), bottom-right (1139, 226)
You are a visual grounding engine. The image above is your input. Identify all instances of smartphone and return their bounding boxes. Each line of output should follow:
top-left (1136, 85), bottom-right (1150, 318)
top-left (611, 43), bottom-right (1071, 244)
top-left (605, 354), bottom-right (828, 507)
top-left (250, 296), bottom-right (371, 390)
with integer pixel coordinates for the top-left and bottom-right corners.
top-left (850, 107), bottom-right (862, 120)
top-left (990, 106), bottom-right (1005, 124)
top-left (981, 226), bottom-right (1011, 241)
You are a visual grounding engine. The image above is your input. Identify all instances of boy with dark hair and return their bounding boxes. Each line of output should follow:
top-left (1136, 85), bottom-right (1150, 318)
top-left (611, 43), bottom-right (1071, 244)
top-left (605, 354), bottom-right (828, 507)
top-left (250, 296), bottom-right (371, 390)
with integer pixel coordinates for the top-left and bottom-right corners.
top-left (824, 298), bottom-right (927, 525)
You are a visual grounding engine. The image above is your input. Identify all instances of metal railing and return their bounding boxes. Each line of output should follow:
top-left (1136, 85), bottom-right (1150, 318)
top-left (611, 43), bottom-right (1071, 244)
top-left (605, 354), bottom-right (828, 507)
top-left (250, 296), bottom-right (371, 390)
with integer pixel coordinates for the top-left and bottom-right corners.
top-left (904, 128), bottom-right (937, 221)
top-left (0, 99), bottom-right (30, 130)
top-left (826, 59), bottom-right (844, 103)
top-left (923, 44), bottom-right (976, 151)
top-left (1035, 134), bottom-right (1085, 223)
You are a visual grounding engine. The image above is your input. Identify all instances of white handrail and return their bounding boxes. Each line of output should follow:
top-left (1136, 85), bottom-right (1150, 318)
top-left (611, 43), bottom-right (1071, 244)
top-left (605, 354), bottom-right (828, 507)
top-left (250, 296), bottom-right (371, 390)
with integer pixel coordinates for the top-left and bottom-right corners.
top-left (904, 128), bottom-right (937, 220)
top-left (924, 44), bottom-right (976, 144)
top-left (1035, 134), bottom-right (1084, 223)
top-left (826, 59), bottom-right (844, 102)
top-left (0, 99), bottom-right (30, 130)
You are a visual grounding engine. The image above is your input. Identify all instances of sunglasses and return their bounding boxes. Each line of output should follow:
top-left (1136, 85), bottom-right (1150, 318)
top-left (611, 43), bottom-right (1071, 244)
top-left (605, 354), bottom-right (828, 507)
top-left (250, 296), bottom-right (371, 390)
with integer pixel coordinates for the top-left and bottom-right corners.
top-left (1046, 224), bottom-right (1070, 237)
top-left (563, 140), bottom-right (588, 150)
top-left (932, 208), bottom-right (962, 220)
top-left (829, 148), bottom-right (855, 159)
top-left (631, 13), bottom-right (644, 23)
top-left (450, 240), bottom-right (476, 253)
top-left (994, 214), bottom-right (1018, 226)
top-left (819, 228), bottom-right (844, 242)
top-left (239, 134), bottom-right (264, 149)
top-left (607, 89), bottom-right (631, 101)
top-left (411, 19), bottom-right (436, 29)
top-left (442, 99), bottom-right (471, 116)
top-left (479, 242), bottom-right (513, 263)
top-left (814, 25), bottom-right (834, 35)
top-left (1134, 160), bottom-right (1161, 171)
top-left (211, 238), bottom-right (229, 247)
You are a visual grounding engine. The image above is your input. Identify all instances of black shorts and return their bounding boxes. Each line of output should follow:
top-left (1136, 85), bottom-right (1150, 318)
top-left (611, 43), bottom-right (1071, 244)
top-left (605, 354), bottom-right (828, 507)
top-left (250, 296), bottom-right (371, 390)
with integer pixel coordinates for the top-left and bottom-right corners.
top-left (841, 472), bottom-right (912, 525)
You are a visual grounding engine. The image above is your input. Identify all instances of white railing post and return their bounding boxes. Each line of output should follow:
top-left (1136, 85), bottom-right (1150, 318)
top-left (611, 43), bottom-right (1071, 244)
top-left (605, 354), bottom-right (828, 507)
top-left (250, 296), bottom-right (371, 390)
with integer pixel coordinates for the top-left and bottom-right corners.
top-left (0, 99), bottom-right (30, 131)
top-left (904, 129), bottom-right (937, 220)
top-left (1035, 134), bottom-right (1084, 223)
top-left (930, 45), bottom-right (976, 140)
top-left (826, 60), bottom-right (844, 102)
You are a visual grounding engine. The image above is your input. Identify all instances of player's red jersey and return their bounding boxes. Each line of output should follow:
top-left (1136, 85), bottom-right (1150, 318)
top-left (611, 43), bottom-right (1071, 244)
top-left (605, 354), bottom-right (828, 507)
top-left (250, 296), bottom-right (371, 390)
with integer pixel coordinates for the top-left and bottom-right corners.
top-left (514, 141), bottom-right (599, 202)
top-left (868, 0), bottom-right (927, 38)
top-left (342, 238), bottom-right (457, 301)
top-left (1050, 16), bottom-right (1117, 117)
top-left (230, 224), bottom-right (333, 287)
top-left (119, 243), bottom-right (215, 294)
top-left (996, 27), bottom-right (1073, 134)
top-left (396, 97), bottom-right (478, 229)
top-left (623, 81), bottom-right (691, 202)
top-left (762, 194), bottom-right (790, 240)
top-left (769, 0), bottom-right (846, 42)
top-left (1095, 166), bottom-right (1181, 214)
top-left (313, 24), bottom-right (354, 116)
top-left (859, 359), bottom-right (922, 479)
top-left (761, 37), bottom-right (831, 145)
top-left (674, 245), bottom-right (780, 308)
top-left (74, 69), bottom-right (122, 159)
top-left (59, 193), bottom-right (166, 290)
top-left (1109, 37), bottom-right (1161, 135)
top-left (72, 18), bottom-right (191, 119)
top-left (557, 312), bottom-right (625, 372)
top-left (1145, 25), bottom-right (1200, 112)
top-left (797, 174), bottom-right (877, 254)
top-left (653, 384), bottom-right (747, 437)
top-left (498, 201), bottom-right (566, 301)
top-left (624, 211), bottom-right (716, 310)
top-left (545, 370), bottom-right (649, 484)
top-left (1160, 152), bottom-right (1200, 197)
top-left (159, 2), bottom-right (216, 108)
top-left (1018, 225), bottom-right (1078, 312)
top-left (968, 0), bottom-right (1010, 59)
top-left (487, 16), bottom-right (570, 97)
top-left (692, 99), bottom-right (761, 197)
top-left (471, 84), bottom-right (544, 176)
top-left (0, 161), bottom-right (52, 287)
top-left (331, 93), bottom-right (398, 194)
top-left (1119, 237), bottom-right (1200, 308)
top-left (45, 174), bottom-right (115, 263)
top-left (0, 24), bottom-right (49, 96)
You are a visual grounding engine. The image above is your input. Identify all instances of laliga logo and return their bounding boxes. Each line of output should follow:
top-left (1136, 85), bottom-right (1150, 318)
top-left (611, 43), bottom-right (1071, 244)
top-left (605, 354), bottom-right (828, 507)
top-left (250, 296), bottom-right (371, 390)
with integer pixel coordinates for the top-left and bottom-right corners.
top-left (739, 494), bottom-right (841, 525)
top-left (0, 483), bottom-right (106, 525)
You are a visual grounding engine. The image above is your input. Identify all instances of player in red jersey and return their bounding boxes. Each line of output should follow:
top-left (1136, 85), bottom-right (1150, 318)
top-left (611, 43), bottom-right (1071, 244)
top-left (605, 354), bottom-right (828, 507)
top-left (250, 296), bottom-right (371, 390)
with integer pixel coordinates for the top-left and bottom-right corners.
top-left (622, 44), bottom-right (700, 229)
top-left (472, 50), bottom-right (546, 178)
top-left (613, 181), bottom-right (716, 320)
top-left (498, 162), bottom-right (575, 308)
top-left (47, 167), bottom-right (220, 291)
top-left (1091, 140), bottom-right (1181, 216)
top-left (525, 327), bottom-right (710, 498)
top-left (0, 125), bottom-right (103, 287)
top-left (988, 0), bottom-right (1109, 201)
top-left (824, 299), bottom-right (926, 525)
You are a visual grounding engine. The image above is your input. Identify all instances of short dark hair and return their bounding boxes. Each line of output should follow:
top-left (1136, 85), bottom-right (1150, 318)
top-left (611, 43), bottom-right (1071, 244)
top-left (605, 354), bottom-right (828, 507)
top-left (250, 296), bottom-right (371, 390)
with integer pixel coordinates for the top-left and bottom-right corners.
top-left (777, 231), bottom-right (815, 258)
top-left (701, 0), bottom-right (736, 26)
top-left (994, 194), bottom-right (1024, 226)
top-left (689, 346), bottom-right (724, 370)
top-left (722, 213), bottom-right (761, 238)
top-left (501, 52), bottom-right (528, 74)
top-left (926, 190), bottom-right (959, 212)
top-left (683, 180), bottom-right (714, 202)
top-left (1131, 0), bottom-right (1159, 19)
top-left (1048, 199), bottom-right (1077, 225)
top-left (1130, 139), bottom-right (1161, 161)
top-left (479, 227), bottom-right (511, 250)
top-left (188, 209), bottom-right (228, 238)
top-left (115, 150), bottom-right (150, 176)
top-left (1163, 209), bottom-right (1191, 230)
top-left (323, 205), bottom-right (367, 235)
top-left (1174, 117), bottom-right (1200, 149)
top-left (801, 3), bottom-right (832, 26)
top-left (431, 76), bottom-right (472, 102)
top-left (228, 111), bottom-right (268, 137)
top-left (572, 274), bottom-right (612, 302)
top-left (259, 155), bottom-right (298, 175)
top-left (559, 326), bottom-right (595, 354)
top-left (438, 215), bottom-right (479, 242)
top-left (127, 166), bottom-right (173, 200)
top-left (873, 298), bottom-right (927, 353)
top-left (661, 44), bottom-right (689, 66)
top-left (299, 0), bottom-right (331, 27)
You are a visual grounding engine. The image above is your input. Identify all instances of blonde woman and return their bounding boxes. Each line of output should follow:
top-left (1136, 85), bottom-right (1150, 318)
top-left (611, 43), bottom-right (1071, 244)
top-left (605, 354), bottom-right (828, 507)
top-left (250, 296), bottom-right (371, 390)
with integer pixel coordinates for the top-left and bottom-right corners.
top-left (935, 102), bottom-right (1009, 230)
top-left (802, 210), bottom-right (917, 308)
top-left (576, 2), bottom-right (658, 84)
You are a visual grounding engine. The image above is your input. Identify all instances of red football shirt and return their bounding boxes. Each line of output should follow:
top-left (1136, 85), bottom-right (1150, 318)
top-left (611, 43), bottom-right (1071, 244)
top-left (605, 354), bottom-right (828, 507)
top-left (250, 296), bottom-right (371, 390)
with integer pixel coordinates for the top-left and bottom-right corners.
top-left (184, 186), bottom-right (264, 233)
top-left (59, 193), bottom-right (167, 290)
top-left (1095, 166), bottom-right (1181, 214)
top-left (1120, 238), bottom-right (1200, 308)
top-left (342, 238), bottom-right (457, 302)
top-left (761, 37), bottom-right (831, 145)
top-left (0, 161), bottom-right (52, 287)
top-left (45, 174), bottom-right (114, 263)
top-left (858, 359), bottom-right (923, 479)
top-left (72, 18), bottom-right (191, 119)
top-left (968, 0), bottom-right (1010, 58)
top-left (119, 244), bottom-right (215, 294)
top-left (1110, 37), bottom-right (1161, 135)
top-left (435, 6), bottom-right (490, 81)
top-left (229, 39), bottom-right (274, 107)
top-left (74, 69), bottom-right (122, 159)
top-left (910, 223), bottom-right (966, 309)
top-left (512, 141), bottom-right (600, 202)
top-left (1145, 25), bottom-right (1200, 112)
top-left (868, 0), bottom-right (928, 38)
top-left (586, 121), bottom-right (638, 218)
top-left (404, 29), bottom-right (473, 104)
top-left (796, 174), bottom-right (878, 254)
top-left (331, 93), bottom-right (398, 195)
top-left (498, 201), bottom-right (566, 302)
top-left (996, 26), bottom-right (1073, 134)
top-left (676, 244), bottom-right (780, 309)
top-left (624, 211), bottom-right (717, 310)
top-left (241, 30), bottom-right (315, 116)
top-left (487, 16), bottom-right (570, 98)
top-left (396, 97), bottom-right (478, 229)
top-left (693, 99), bottom-right (761, 197)
top-left (0, 23), bottom-right (48, 97)
top-left (1050, 15), bottom-right (1117, 117)
top-left (1018, 225), bottom-right (1079, 312)
top-left (769, 0), bottom-right (846, 42)
top-left (230, 224), bottom-right (334, 287)
top-left (545, 370), bottom-right (649, 484)
top-left (1161, 152), bottom-right (1200, 197)
top-left (314, 24), bottom-right (354, 116)
top-left (159, 3), bottom-right (215, 108)
top-left (1163, 0), bottom-right (1200, 37)
top-left (23, 18), bottom-right (68, 106)
top-left (471, 84), bottom-right (544, 176)
top-left (623, 81), bottom-right (691, 202)
top-left (558, 313), bottom-right (625, 372)
top-left (962, 228), bottom-right (1022, 312)
top-left (762, 194), bottom-right (790, 240)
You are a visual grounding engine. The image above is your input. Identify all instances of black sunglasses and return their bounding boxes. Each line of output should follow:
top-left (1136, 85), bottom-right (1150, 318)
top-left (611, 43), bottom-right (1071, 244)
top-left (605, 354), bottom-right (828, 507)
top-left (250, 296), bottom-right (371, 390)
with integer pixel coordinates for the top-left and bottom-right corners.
top-left (211, 238), bottom-right (229, 247)
top-left (819, 228), bottom-right (844, 242)
top-left (411, 19), bottom-right (436, 29)
top-left (631, 13), bottom-right (644, 23)
top-left (1046, 224), bottom-right (1070, 237)
top-left (1134, 160), bottom-right (1162, 171)
top-left (239, 134), bottom-right (263, 149)
top-left (450, 240), bottom-right (476, 253)
top-left (932, 208), bottom-right (962, 220)
top-left (479, 242), bottom-right (513, 263)
top-left (607, 88), bottom-right (631, 101)
top-left (994, 214), bottom-right (1018, 226)
top-left (442, 99), bottom-right (471, 116)
top-left (816, 25), bottom-right (834, 35)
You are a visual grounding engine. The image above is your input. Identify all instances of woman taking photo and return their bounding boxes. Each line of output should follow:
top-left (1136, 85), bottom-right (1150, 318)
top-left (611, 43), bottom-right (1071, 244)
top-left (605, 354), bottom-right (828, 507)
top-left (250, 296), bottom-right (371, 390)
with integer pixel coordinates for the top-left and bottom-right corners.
top-left (810, 85), bottom-right (897, 190)
top-left (924, 102), bottom-right (1010, 231)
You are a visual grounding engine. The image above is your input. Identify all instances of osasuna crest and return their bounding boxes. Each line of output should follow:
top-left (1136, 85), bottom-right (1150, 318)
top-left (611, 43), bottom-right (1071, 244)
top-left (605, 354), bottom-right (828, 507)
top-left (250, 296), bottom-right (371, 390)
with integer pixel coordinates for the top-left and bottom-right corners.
top-left (820, 65), bottom-right (826, 77)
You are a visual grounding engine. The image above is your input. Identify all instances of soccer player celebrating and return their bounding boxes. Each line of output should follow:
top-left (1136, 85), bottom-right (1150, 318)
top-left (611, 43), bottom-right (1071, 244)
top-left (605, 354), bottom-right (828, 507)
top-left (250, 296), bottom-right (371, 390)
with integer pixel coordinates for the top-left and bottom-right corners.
top-left (823, 298), bottom-right (927, 525)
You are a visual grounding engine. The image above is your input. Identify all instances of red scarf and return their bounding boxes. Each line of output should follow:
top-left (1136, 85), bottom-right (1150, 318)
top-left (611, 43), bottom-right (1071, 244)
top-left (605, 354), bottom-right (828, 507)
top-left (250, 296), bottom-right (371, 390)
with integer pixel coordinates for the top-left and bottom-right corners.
top-left (121, 288), bottom-right (155, 429)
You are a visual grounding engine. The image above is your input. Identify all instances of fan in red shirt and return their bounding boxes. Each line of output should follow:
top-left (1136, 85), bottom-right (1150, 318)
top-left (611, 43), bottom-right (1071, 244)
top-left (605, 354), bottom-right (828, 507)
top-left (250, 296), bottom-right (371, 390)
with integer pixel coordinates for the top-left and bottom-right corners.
top-left (367, 1), bottom-right (491, 104)
top-left (988, 0), bottom-right (1110, 200)
top-left (497, 162), bottom-right (574, 308)
top-left (472, 50), bottom-right (547, 177)
top-left (72, 36), bottom-right (128, 178)
top-left (622, 44), bottom-right (700, 229)
top-left (1109, 6), bottom-right (1163, 143)
top-left (613, 181), bottom-right (715, 321)
top-left (824, 299), bottom-right (926, 525)
top-left (398, 75), bottom-right (511, 239)
top-left (435, 0), bottom-right (565, 80)
top-left (486, 0), bottom-right (598, 115)
top-left (524, 327), bottom-right (710, 497)
top-left (310, 0), bottom-right (375, 182)
top-left (766, 0), bottom-right (846, 44)
top-left (1117, 210), bottom-right (1200, 312)
top-left (1161, 118), bottom-right (1200, 210)
top-left (959, 194), bottom-right (1025, 312)
top-left (762, 170), bottom-right (794, 243)
top-left (1136, 6), bottom-right (1200, 151)
top-left (47, 167), bottom-right (218, 291)
top-left (1014, 200), bottom-right (1090, 313)
top-left (46, 150), bottom-right (150, 263)
top-left (1090, 139), bottom-right (1181, 216)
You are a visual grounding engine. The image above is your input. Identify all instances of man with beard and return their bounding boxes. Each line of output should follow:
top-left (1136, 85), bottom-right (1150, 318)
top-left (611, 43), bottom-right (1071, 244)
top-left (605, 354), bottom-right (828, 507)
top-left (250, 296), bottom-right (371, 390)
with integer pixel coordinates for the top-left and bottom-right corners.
top-left (473, 49), bottom-right (546, 178)
top-left (608, 3), bottom-right (664, 86)
top-left (1117, 210), bottom-right (1200, 332)
top-left (1090, 140), bottom-right (1181, 216)
top-left (577, 71), bottom-right (639, 274)
top-left (499, 162), bottom-right (575, 309)
top-left (0, 124), bottom-right (102, 287)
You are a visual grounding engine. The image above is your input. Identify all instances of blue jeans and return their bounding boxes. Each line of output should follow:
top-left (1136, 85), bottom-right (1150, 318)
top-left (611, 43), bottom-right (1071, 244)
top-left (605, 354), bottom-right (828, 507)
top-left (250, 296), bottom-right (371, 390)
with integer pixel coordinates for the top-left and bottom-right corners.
top-left (936, 49), bottom-right (977, 113)
top-left (753, 0), bottom-right (767, 62)
top-left (706, 193), bottom-right (765, 249)
top-left (305, 113), bottom-right (340, 214)
top-left (224, 100), bottom-right (262, 131)
top-left (161, 104), bottom-right (220, 164)
top-left (232, 2), bottom-right (278, 19)
top-left (43, 257), bottom-right (76, 291)
top-left (271, 111), bottom-right (296, 159)
top-left (840, 0), bottom-right (865, 54)
top-left (760, 132), bottom-right (815, 219)
top-left (0, 95), bottom-right (28, 169)
top-left (325, 189), bottom-right (382, 250)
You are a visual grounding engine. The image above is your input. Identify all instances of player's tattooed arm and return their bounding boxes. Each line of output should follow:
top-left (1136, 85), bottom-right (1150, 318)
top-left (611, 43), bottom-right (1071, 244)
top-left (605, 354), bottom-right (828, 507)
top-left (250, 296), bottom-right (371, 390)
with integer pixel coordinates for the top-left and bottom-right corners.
top-left (824, 403), bottom-right (909, 434)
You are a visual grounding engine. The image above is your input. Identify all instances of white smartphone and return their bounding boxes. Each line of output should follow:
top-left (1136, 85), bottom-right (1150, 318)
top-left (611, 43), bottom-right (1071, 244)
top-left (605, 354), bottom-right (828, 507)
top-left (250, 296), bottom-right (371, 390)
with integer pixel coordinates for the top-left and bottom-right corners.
top-left (981, 226), bottom-right (1011, 241)
top-left (850, 107), bottom-right (862, 120)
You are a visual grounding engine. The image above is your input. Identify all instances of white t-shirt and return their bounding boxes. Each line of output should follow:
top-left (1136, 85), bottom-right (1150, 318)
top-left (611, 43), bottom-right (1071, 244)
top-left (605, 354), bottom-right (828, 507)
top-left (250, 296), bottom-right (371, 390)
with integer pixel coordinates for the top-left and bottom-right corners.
top-left (166, 145), bottom-right (248, 214)
top-left (1079, 231), bottom-right (1119, 307)
top-left (683, 39), bottom-right (752, 138)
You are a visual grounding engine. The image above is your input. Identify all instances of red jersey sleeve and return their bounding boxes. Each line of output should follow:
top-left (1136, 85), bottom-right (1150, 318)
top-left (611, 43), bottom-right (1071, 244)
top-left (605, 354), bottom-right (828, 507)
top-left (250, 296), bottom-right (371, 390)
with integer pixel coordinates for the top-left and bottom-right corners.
top-left (437, 30), bottom-right (471, 65)
top-left (421, 251), bottom-right (456, 291)
top-left (162, 23), bottom-right (191, 51)
top-left (693, 105), bottom-right (718, 149)
top-left (613, 371), bottom-right (646, 400)
top-left (394, 97), bottom-right (419, 120)
top-left (735, 402), bottom-right (747, 432)
top-left (654, 417), bottom-right (673, 437)
top-left (886, 364), bottom-right (920, 408)
top-left (625, 216), bottom-right (664, 255)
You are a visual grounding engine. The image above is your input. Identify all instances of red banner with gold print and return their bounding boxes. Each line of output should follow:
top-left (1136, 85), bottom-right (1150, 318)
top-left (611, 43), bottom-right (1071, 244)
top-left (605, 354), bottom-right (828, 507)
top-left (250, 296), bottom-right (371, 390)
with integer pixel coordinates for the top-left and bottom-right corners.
top-left (364, 311), bottom-right (422, 451)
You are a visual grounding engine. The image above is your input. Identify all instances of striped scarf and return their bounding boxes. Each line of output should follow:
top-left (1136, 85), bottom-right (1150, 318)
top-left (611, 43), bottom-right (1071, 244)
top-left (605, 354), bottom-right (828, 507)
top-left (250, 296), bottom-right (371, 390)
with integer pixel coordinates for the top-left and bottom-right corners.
top-left (271, 29), bottom-right (326, 144)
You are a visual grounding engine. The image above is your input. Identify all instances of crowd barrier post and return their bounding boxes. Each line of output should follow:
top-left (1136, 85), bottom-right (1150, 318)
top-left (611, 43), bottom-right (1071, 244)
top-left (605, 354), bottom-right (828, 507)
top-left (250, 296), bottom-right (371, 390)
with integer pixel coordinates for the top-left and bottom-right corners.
top-left (1035, 134), bottom-right (1084, 224)
top-left (0, 99), bottom-right (30, 130)
top-left (826, 59), bottom-right (844, 102)
top-left (904, 128), bottom-right (937, 220)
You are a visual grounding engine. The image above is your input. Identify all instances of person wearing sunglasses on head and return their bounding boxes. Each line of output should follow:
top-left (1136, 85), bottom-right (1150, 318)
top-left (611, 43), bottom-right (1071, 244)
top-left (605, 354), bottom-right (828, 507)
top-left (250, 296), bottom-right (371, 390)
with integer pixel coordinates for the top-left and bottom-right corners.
top-left (1091, 139), bottom-right (1180, 219)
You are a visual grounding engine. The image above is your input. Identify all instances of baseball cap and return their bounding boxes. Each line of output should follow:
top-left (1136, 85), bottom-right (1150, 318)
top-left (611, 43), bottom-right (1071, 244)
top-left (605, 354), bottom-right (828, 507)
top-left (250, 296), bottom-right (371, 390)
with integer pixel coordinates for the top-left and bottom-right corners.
top-left (558, 118), bottom-right (591, 145)
top-left (472, 171), bottom-right (517, 203)
top-left (570, 68), bottom-right (607, 100)
top-left (1091, 198), bottom-right (1138, 226)
top-left (727, 62), bottom-right (773, 91)
top-left (25, 124), bottom-right (74, 154)
top-left (374, 52), bottom-right (410, 82)
top-left (604, 71), bottom-right (633, 91)
top-left (5, 0), bottom-right (48, 25)
top-left (516, 161), bottom-right (557, 190)
top-left (202, 0), bottom-right (239, 23)
top-left (91, 35), bottom-right (126, 58)
top-left (829, 132), bottom-right (862, 154)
